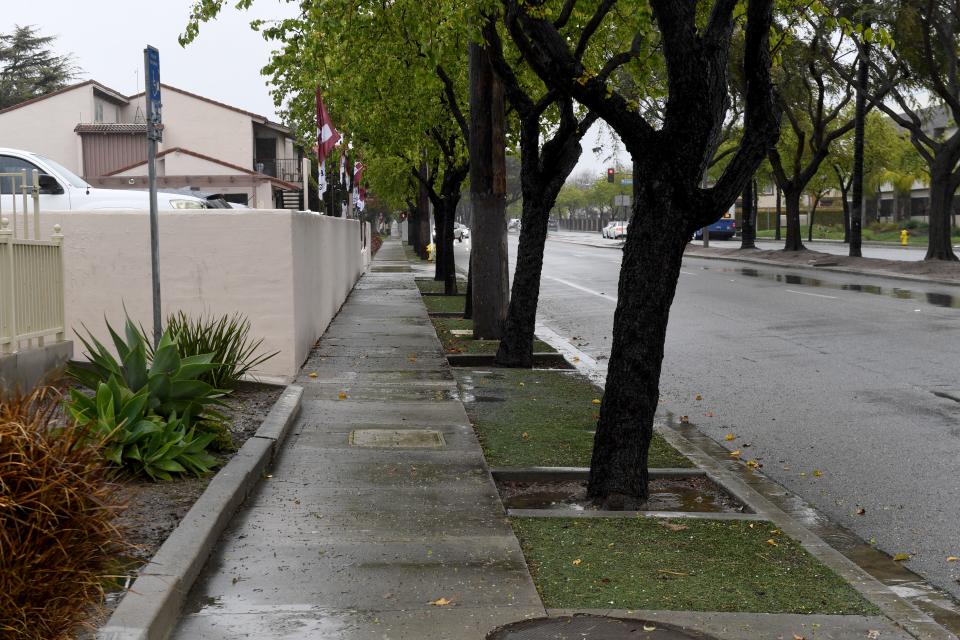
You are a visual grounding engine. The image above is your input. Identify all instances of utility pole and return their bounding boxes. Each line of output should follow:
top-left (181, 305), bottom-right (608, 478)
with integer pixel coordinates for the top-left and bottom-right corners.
top-left (144, 45), bottom-right (162, 347)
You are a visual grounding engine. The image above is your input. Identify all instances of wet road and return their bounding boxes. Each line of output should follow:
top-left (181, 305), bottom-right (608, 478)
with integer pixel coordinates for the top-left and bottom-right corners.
top-left (455, 234), bottom-right (960, 601)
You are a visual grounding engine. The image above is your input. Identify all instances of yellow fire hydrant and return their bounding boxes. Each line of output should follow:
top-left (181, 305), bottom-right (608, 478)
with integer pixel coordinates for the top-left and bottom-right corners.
top-left (900, 229), bottom-right (909, 246)
top-left (427, 242), bottom-right (436, 262)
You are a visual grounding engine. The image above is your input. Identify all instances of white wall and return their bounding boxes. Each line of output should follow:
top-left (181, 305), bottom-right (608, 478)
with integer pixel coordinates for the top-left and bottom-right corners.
top-left (38, 209), bottom-right (363, 382)
top-left (0, 85), bottom-right (93, 174)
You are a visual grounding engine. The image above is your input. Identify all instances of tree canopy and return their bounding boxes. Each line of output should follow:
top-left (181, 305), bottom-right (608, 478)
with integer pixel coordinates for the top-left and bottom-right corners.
top-left (0, 25), bottom-right (78, 110)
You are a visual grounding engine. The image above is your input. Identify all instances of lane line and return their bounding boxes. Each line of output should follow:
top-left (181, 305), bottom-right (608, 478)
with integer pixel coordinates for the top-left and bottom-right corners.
top-left (680, 270), bottom-right (697, 276)
top-left (543, 275), bottom-right (619, 303)
top-left (785, 289), bottom-right (837, 300)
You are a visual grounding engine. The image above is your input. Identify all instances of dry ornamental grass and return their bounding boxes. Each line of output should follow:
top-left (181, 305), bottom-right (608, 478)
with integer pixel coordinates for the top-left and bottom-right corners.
top-left (0, 387), bottom-right (125, 639)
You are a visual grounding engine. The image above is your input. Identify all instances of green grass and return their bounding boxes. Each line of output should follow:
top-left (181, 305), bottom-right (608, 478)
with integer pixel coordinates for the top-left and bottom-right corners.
top-left (416, 278), bottom-right (465, 294)
top-left (433, 317), bottom-right (555, 355)
top-left (422, 294), bottom-right (466, 314)
top-left (755, 223), bottom-right (960, 243)
top-left (402, 243), bottom-right (425, 262)
top-left (454, 368), bottom-right (692, 468)
top-left (512, 517), bottom-right (880, 615)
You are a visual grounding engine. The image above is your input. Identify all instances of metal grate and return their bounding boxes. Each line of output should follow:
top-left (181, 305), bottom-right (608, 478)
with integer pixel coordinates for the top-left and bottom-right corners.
top-left (486, 615), bottom-right (717, 640)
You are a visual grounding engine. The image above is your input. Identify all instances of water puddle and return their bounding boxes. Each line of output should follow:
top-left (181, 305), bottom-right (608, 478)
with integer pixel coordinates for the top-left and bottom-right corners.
top-left (498, 477), bottom-right (746, 514)
top-left (706, 266), bottom-right (960, 308)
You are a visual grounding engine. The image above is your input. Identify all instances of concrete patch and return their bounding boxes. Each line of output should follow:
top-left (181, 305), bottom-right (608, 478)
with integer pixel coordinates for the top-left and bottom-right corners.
top-left (350, 428), bottom-right (446, 448)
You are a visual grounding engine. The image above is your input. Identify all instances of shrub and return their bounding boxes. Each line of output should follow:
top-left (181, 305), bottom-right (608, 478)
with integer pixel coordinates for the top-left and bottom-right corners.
top-left (67, 317), bottom-right (226, 478)
top-left (159, 311), bottom-right (277, 390)
top-left (0, 387), bottom-right (124, 639)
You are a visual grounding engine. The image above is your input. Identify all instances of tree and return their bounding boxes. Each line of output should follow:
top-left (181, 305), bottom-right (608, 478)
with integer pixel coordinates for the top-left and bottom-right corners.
top-left (502, 0), bottom-right (781, 506)
top-left (0, 25), bottom-right (77, 110)
top-left (767, 11), bottom-right (855, 251)
top-left (850, 0), bottom-right (960, 260)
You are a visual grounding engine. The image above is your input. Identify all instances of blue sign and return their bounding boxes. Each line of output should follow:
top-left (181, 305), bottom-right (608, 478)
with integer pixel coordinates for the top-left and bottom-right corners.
top-left (146, 46), bottom-right (161, 106)
top-left (621, 178), bottom-right (633, 185)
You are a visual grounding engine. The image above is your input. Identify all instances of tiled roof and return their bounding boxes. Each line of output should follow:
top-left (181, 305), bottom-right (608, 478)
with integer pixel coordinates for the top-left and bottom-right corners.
top-left (74, 123), bottom-right (148, 134)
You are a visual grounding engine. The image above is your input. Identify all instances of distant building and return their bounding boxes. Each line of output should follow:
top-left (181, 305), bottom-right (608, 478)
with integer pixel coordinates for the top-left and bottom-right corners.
top-left (0, 80), bottom-right (304, 208)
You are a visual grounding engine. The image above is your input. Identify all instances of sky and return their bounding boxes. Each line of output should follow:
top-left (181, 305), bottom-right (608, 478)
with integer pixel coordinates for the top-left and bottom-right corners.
top-left (4, 0), bottom-right (620, 179)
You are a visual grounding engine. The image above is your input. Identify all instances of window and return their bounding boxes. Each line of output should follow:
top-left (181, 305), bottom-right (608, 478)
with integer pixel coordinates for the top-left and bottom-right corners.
top-left (95, 101), bottom-right (104, 123)
top-left (0, 155), bottom-right (43, 194)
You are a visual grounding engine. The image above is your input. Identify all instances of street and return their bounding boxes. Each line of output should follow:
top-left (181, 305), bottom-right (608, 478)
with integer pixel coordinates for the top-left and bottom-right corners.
top-left (455, 232), bottom-right (960, 600)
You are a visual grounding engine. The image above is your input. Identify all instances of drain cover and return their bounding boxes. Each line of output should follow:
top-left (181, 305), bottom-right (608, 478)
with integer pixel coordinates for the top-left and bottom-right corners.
top-left (349, 429), bottom-right (445, 448)
top-left (487, 615), bottom-right (716, 640)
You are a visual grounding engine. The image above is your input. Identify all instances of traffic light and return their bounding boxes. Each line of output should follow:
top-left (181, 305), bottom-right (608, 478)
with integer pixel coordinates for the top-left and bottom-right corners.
top-left (607, 168), bottom-right (615, 183)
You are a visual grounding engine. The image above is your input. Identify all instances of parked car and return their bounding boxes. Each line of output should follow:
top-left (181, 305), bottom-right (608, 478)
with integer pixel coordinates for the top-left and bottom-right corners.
top-left (693, 206), bottom-right (737, 240)
top-left (507, 218), bottom-right (521, 232)
top-left (0, 148), bottom-right (207, 210)
top-left (547, 218), bottom-right (559, 231)
top-left (454, 222), bottom-right (470, 242)
top-left (604, 221), bottom-right (628, 239)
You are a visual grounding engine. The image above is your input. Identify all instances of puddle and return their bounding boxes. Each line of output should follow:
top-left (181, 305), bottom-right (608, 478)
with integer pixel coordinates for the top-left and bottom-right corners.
top-left (101, 555), bottom-right (143, 605)
top-left (708, 266), bottom-right (960, 308)
top-left (498, 477), bottom-right (746, 514)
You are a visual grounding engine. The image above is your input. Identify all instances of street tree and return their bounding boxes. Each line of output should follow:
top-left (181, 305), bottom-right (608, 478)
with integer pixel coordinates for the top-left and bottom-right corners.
top-left (0, 25), bottom-right (77, 110)
top-left (501, 0), bottom-right (781, 507)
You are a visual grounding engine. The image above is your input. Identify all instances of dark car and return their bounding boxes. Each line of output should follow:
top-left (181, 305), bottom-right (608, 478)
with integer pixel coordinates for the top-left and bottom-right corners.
top-left (547, 218), bottom-right (559, 231)
top-left (693, 210), bottom-right (736, 240)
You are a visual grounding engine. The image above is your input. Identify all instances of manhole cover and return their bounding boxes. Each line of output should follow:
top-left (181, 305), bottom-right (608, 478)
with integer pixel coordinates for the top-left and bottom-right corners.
top-left (349, 429), bottom-right (445, 448)
top-left (487, 615), bottom-right (717, 640)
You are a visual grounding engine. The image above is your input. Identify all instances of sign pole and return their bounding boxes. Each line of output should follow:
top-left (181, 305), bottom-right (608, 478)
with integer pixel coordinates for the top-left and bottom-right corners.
top-left (144, 46), bottom-right (163, 347)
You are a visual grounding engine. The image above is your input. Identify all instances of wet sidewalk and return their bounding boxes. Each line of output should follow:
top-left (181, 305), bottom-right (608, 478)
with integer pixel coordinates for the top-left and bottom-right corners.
top-left (171, 238), bottom-right (544, 638)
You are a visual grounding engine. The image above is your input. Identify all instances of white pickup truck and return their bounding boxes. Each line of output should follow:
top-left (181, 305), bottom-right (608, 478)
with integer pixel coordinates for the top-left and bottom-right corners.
top-left (0, 147), bottom-right (206, 210)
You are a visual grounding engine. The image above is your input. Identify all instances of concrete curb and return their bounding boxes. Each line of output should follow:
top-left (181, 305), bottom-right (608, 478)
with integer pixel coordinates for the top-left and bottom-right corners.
top-left (98, 384), bottom-right (304, 640)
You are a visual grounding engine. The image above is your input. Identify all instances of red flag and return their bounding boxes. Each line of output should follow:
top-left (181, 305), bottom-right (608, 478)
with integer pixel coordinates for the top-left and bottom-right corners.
top-left (353, 161), bottom-right (365, 186)
top-left (316, 88), bottom-right (340, 162)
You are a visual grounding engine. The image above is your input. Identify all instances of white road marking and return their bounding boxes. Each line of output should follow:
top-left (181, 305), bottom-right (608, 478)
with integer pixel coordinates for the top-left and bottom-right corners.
top-left (543, 275), bottom-right (619, 303)
top-left (680, 270), bottom-right (697, 276)
top-left (785, 289), bottom-right (837, 300)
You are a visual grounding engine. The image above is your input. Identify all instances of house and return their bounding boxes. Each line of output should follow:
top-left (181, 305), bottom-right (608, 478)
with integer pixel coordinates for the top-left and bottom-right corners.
top-left (0, 80), bottom-right (304, 208)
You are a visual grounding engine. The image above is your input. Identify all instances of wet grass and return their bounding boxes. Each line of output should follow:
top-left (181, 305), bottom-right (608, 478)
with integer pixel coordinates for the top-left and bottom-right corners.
top-left (402, 243), bottom-right (424, 262)
top-left (512, 517), bottom-right (881, 615)
top-left (423, 294), bottom-right (466, 314)
top-left (416, 278), bottom-right (466, 294)
top-left (432, 318), bottom-right (555, 355)
top-left (454, 368), bottom-right (691, 469)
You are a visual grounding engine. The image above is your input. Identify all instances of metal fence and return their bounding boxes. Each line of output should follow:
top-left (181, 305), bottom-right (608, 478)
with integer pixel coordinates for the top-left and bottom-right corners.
top-left (0, 170), bottom-right (66, 353)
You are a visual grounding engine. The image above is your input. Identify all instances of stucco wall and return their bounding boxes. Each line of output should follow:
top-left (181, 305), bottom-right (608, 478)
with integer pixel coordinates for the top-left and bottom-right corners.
top-left (0, 86), bottom-right (93, 173)
top-left (37, 209), bottom-right (363, 381)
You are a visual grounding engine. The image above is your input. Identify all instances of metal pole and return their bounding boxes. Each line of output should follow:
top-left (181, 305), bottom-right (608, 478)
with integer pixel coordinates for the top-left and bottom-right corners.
top-left (144, 46), bottom-right (162, 347)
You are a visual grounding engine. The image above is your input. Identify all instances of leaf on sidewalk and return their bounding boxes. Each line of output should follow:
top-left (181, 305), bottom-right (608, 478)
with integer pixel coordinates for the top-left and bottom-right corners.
top-left (766, 539), bottom-right (778, 546)
top-left (947, 556), bottom-right (959, 562)
top-left (813, 469), bottom-right (823, 477)
top-left (866, 630), bottom-right (881, 639)
top-left (643, 624), bottom-right (657, 632)
top-left (591, 398), bottom-right (601, 404)
top-left (893, 553), bottom-right (911, 562)
top-left (338, 392), bottom-right (348, 400)
top-left (724, 433), bottom-right (735, 441)
top-left (729, 449), bottom-right (741, 458)
top-left (695, 394), bottom-right (702, 401)
top-left (308, 372), bottom-right (318, 378)
top-left (428, 597), bottom-right (453, 606)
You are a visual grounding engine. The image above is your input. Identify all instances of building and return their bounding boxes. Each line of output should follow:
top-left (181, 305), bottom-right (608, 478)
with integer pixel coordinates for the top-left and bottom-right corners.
top-left (0, 80), bottom-right (304, 208)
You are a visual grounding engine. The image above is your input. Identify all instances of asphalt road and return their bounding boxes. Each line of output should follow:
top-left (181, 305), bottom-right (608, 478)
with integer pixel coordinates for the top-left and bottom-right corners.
top-left (454, 233), bottom-right (960, 601)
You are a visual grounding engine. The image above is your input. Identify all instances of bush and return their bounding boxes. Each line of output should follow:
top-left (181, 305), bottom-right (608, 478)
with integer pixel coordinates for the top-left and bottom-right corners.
top-left (159, 312), bottom-right (277, 390)
top-left (67, 317), bottom-right (225, 479)
top-left (0, 387), bottom-right (124, 639)
top-left (904, 219), bottom-right (926, 230)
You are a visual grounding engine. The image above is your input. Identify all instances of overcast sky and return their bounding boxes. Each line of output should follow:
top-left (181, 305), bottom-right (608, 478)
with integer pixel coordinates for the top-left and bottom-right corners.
top-left (5, 0), bottom-right (620, 178)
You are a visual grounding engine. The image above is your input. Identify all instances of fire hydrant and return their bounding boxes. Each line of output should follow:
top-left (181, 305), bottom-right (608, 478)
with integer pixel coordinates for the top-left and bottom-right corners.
top-left (900, 229), bottom-right (909, 246)
top-left (427, 242), bottom-right (436, 262)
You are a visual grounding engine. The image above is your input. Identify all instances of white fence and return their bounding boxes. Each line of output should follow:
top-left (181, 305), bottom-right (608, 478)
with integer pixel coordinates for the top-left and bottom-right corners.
top-left (0, 170), bottom-right (66, 353)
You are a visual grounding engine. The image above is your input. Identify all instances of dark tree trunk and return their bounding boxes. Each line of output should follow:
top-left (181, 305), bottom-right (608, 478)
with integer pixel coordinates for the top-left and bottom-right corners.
top-left (433, 209), bottom-right (445, 281)
top-left (406, 204), bottom-right (418, 254)
top-left (441, 198), bottom-right (459, 294)
top-left (849, 2), bottom-right (870, 258)
top-left (783, 188), bottom-right (805, 251)
top-left (587, 182), bottom-right (692, 508)
top-left (925, 165), bottom-right (960, 261)
top-left (807, 196), bottom-right (820, 242)
top-left (469, 42), bottom-right (509, 338)
top-left (417, 162), bottom-right (431, 260)
top-left (739, 179), bottom-right (756, 249)
top-left (775, 186), bottom-right (782, 240)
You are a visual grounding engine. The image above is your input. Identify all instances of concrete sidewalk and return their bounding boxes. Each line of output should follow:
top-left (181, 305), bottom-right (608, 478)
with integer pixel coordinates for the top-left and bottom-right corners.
top-left (171, 239), bottom-right (543, 638)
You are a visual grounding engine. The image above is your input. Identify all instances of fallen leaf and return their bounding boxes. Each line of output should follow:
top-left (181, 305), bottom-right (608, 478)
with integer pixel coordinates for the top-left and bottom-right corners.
top-left (856, 507), bottom-right (866, 515)
top-left (766, 539), bottom-right (778, 546)
top-left (573, 356), bottom-right (580, 362)
top-left (656, 569), bottom-right (689, 576)
top-left (643, 624), bottom-right (657, 632)
top-left (680, 415), bottom-right (689, 424)
top-left (793, 635), bottom-right (806, 640)
top-left (519, 382), bottom-right (525, 387)
top-left (661, 522), bottom-right (688, 532)
top-left (338, 392), bottom-right (348, 400)
top-left (428, 597), bottom-right (453, 606)
top-left (947, 556), bottom-right (959, 562)
top-left (893, 553), bottom-right (911, 562)
top-left (769, 529), bottom-right (782, 536)
top-left (746, 460), bottom-right (761, 469)
top-left (695, 394), bottom-right (702, 401)
top-left (724, 433), bottom-right (735, 441)
top-left (591, 398), bottom-right (601, 404)
top-left (867, 630), bottom-right (881, 639)
top-left (729, 449), bottom-right (741, 457)
top-left (704, 411), bottom-right (715, 417)
top-left (572, 558), bottom-right (582, 566)
top-left (308, 372), bottom-right (318, 378)
top-left (521, 432), bottom-right (529, 440)
top-left (813, 469), bottom-right (823, 477)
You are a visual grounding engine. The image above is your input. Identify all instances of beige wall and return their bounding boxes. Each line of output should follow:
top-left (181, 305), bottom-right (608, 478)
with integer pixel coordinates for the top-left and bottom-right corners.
top-left (38, 209), bottom-right (363, 382)
top-left (0, 85), bottom-right (94, 174)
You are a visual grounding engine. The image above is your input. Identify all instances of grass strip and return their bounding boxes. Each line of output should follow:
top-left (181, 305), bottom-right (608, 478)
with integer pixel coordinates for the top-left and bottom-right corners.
top-left (433, 317), bottom-right (555, 355)
top-left (454, 368), bottom-right (692, 468)
top-left (423, 294), bottom-right (466, 314)
top-left (416, 278), bottom-right (466, 294)
top-left (512, 517), bottom-right (880, 615)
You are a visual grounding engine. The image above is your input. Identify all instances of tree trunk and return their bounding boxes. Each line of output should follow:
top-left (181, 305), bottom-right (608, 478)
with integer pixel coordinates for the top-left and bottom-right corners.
top-left (783, 188), bottom-right (805, 251)
top-left (807, 196), bottom-right (820, 242)
top-left (775, 185), bottom-right (782, 240)
top-left (739, 179), bottom-right (756, 249)
top-left (587, 185), bottom-right (691, 508)
top-left (925, 166), bottom-right (960, 261)
top-left (417, 162), bottom-right (431, 260)
top-left (433, 209), bottom-right (445, 281)
top-left (469, 42), bottom-right (509, 338)
top-left (442, 200), bottom-right (458, 294)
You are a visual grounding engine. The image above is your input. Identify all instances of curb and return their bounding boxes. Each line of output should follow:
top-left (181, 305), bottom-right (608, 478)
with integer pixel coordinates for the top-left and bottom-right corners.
top-left (97, 384), bottom-right (304, 640)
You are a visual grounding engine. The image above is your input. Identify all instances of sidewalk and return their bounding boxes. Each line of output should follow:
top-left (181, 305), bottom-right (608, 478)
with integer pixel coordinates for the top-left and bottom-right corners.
top-left (170, 239), bottom-right (543, 638)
